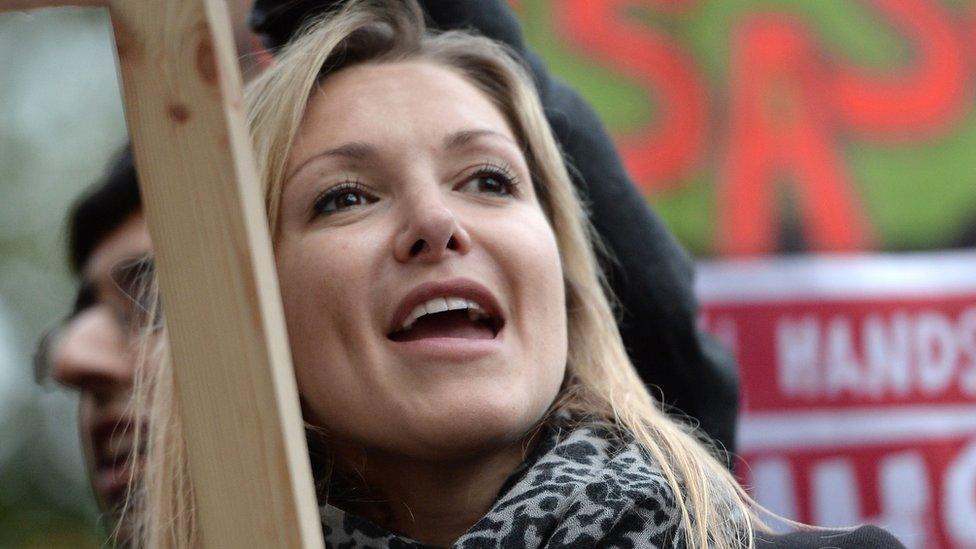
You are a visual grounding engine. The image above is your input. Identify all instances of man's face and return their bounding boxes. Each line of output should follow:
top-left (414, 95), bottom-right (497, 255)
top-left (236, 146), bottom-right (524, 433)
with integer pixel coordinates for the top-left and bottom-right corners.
top-left (47, 212), bottom-right (151, 516)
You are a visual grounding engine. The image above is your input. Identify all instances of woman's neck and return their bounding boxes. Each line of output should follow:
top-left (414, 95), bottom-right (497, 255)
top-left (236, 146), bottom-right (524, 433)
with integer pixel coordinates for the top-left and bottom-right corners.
top-left (327, 436), bottom-right (538, 547)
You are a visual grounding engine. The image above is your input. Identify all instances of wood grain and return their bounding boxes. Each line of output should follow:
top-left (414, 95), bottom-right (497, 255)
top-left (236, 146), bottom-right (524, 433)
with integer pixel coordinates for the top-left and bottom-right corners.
top-left (0, 1), bottom-right (323, 547)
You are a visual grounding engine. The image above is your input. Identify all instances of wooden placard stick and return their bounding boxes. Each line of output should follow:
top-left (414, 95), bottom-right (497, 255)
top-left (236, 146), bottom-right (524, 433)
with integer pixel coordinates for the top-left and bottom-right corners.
top-left (0, 1), bottom-right (323, 546)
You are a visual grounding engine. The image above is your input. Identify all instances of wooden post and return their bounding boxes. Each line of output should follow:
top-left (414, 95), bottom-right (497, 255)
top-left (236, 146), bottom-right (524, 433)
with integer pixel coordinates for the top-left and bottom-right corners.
top-left (0, 1), bottom-right (324, 547)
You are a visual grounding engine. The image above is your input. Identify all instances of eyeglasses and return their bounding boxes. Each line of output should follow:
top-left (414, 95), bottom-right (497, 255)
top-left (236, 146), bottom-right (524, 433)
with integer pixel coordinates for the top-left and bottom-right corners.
top-left (33, 255), bottom-right (159, 386)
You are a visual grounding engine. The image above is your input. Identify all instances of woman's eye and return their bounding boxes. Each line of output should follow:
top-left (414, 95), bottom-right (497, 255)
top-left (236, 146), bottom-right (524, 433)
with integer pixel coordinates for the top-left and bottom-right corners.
top-left (313, 184), bottom-right (376, 216)
top-left (458, 165), bottom-right (518, 196)
top-left (474, 174), bottom-right (509, 194)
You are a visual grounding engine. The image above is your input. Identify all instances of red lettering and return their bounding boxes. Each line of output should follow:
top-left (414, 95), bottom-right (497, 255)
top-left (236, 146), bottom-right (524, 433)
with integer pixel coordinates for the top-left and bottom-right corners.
top-left (558, 0), bottom-right (707, 193)
top-left (740, 441), bottom-right (965, 547)
top-left (719, 16), bottom-right (871, 255)
top-left (832, 0), bottom-right (967, 140)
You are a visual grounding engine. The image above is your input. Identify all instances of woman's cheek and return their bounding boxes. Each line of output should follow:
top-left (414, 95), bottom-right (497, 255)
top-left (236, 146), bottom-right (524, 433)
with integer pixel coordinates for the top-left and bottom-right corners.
top-left (495, 208), bottom-right (566, 347)
top-left (277, 232), bottom-right (364, 420)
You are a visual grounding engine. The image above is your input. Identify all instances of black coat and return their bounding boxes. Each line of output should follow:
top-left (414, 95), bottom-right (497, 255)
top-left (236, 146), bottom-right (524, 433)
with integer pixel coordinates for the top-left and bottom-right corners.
top-left (248, 0), bottom-right (740, 460)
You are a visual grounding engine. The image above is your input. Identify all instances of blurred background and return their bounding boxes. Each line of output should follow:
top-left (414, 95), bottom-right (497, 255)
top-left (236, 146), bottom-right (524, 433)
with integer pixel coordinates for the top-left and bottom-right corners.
top-left (0, 7), bottom-right (126, 547)
top-left (1, 1), bottom-right (974, 547)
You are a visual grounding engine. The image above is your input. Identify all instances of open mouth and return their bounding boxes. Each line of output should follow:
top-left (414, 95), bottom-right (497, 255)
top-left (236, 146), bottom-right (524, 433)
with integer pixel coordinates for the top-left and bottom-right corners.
top-left (388, 297), bottom-right (503, 342)
top-left (91, 420), bottom-right (146, 507)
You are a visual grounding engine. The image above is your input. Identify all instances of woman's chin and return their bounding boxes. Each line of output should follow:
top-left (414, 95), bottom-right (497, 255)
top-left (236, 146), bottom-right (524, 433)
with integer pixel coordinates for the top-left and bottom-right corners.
top-left (313, 374), bottom-right (561, 463)
top-left (389, 397), bottom-right (546, 461)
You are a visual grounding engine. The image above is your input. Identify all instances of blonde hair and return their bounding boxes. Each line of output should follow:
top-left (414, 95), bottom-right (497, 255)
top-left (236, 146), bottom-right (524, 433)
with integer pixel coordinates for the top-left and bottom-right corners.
top-left (132, 0), bottom-right (766, 546)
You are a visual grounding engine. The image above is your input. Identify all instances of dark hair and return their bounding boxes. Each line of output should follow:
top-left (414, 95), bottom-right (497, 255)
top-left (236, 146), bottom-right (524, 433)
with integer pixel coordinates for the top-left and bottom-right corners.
top-left (67, 144), bottom-right (142, 274)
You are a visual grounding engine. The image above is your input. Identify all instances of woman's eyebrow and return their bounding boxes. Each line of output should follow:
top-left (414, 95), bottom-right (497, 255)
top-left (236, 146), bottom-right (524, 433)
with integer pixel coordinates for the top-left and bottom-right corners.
top-left (443, 129), bottom-right (517, 150)
top-left (287, 131), bottom-right (515, 183)
top-left (287, 141), bottom-right (376, 182)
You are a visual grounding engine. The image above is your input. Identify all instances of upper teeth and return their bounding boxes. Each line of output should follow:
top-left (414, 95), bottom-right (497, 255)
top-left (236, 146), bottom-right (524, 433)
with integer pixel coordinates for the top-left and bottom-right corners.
top-left (400, 297), bottom-right (489, 331)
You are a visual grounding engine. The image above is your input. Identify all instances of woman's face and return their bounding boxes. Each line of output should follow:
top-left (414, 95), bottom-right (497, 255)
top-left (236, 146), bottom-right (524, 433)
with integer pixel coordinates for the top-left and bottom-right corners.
top-left (275, 61), bottom-right (567, 460)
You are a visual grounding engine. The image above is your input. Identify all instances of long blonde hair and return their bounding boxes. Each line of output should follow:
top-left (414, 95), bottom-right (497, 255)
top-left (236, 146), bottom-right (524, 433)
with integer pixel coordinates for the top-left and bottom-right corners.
top-left (133, 1), bottom-right (764, 546)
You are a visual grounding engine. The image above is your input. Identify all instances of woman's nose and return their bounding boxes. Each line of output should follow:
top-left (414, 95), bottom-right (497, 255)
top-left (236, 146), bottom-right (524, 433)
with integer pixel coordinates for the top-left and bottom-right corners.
top-left (51, 307), bottom-right (134, 394)
top-left (394, 196), bottom-right (472, 263)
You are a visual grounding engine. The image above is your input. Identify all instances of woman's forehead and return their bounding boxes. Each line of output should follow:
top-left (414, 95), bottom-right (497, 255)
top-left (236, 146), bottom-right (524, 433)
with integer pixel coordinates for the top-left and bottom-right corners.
top-left (288, 60), bottom-right (517, 172)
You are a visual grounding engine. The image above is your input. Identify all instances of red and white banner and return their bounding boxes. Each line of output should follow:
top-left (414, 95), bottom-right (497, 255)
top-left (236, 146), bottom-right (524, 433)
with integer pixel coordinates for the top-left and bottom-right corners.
top-left (697, 252), bottom-right (976, 549)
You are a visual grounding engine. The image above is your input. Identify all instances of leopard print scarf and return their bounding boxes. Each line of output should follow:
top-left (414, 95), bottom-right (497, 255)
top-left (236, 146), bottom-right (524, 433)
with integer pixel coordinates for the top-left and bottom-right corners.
top-left (320, 423), bottom-right (683, 548)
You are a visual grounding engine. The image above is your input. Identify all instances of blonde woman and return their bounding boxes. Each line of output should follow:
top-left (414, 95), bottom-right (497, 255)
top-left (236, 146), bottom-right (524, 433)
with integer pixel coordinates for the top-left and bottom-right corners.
top-left (134, 1), bottom-right (903, 547)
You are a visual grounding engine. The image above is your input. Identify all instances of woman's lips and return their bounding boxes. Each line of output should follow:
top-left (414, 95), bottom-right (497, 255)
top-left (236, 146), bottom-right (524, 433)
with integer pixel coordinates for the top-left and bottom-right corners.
top-left (388, 277), bottom-right (504, 336)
